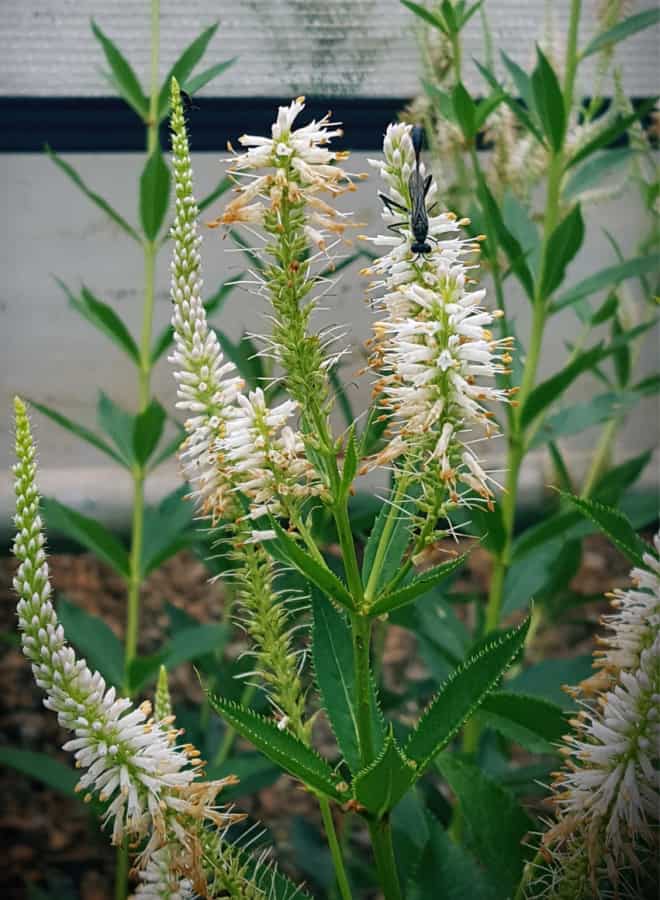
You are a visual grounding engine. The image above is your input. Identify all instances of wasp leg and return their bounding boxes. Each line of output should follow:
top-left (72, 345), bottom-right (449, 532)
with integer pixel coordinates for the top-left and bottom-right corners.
top-left (427, 201), bottom-right (439, 215)
top-left (386, 222), bottom-right (408, 235)
top-left (379, 192), bottom-right (408, 214)
top-left (422, 173), bottom-right (433, 197)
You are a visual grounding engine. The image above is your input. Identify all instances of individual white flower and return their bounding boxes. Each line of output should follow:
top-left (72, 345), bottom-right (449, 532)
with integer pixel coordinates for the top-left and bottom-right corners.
top-left (169, 78), bottom-right (244, 521)
top-left (362, 124), bottom-right (513, 522)
top-left (220, 388), bottom-right (324, 524)
top-left (12, 397), bottom-right (239, 859)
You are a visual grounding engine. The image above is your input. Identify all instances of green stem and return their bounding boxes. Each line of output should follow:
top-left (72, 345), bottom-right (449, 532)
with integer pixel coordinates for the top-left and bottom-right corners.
top-left (319, 797), bottom-right (353, 900)
top-left (124, 468), bottom-right (145, 683)
top-left (367, 818), bottom-right (403, 900)
top-left (334, 501), bottom-right (364, 608)
top-left (114, 841), bottom-right (130, 900)
top-left (364, 475), bottom-right (409, 607)
top-left (351, 614), bottom-right (374, 766)
top-left (138, 240), bottom-right (157, 408)
top-left (580, 414), bottom-right (617, 497)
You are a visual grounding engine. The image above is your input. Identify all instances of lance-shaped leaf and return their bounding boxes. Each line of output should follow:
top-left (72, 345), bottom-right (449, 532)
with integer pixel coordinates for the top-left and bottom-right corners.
top-left (339, 425), bottom-right (358, 499)
top-left (157, 23), bottom-right (219, 120)
top-left (475, 174), bottom-right (534, 299)
top-left (370, 554), bottom-right (468, 617)
top-left (531, 45), bottom-right (566, 151)
top-left (42, 497), bottom-right (130, 579)
top-left (362, 492), bottom-right (415, 595)
top-left (540, 204), bottom-right (584, 299)
top-left (520, 343), bottom-right (605, 429)
top-left (268, 520), bottom-right (354, 609)
top-left (58, 598), bottom-right (124, 688)
top-left (97, 391), bottom-right (136, 467)
top-left (564, 148), bottom-right (637, 200)
top-left (140, 148), bottom-right (171, 240)
top-left (46, 146), bottom-right (140, 242)
top-left (132, 399), bottom-right (166, 465)
top-left (311, 592), bottom-right (385, 773)
top-left (563, 494), bottom-right (652, 568)
top-left (405, 619), bottom-right (529, 774)
top-left (436, 754), bottom-right (532, 897)
top-left (477, 691), bottom-right (566, 754)
top-left (353, 733), bottom-right (416, 817)
top-left (59, 281), bottom-right (139, 364)
top-left (551, 253), bottom-right (660, 313)
top-left (27, 399), bottom-right (124, 466)
top-left (0, 747), bottom-right (78, 798)
top-left (207, 693), bottom-right (348, 801)
top-left (581, 8), bottom-right (660, 59)
top-left (183, 58), bottom-right (236, 96)
top-left (566, 98), bottom-right (657, 169)
top-left (91, 20), bottom-right (147, 119)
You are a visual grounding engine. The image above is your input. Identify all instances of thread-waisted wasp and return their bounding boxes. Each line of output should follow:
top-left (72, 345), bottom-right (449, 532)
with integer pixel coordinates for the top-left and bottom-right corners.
top-left (379, 125), bottom-right (436, 258)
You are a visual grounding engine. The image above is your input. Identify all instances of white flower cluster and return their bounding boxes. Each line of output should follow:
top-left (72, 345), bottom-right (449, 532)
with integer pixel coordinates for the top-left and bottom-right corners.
top-left (131, 846), bottom-right (196, 899)
top-left (12, 397), bottom-right (238, 864)
top-left (213, 96), bottom-right (359, 247)
top-left (221, 388), bottom-right (324, 531)
top-left (540, 535), bottom-right (660, 894)
top-left (169, 81), bottom-right (320, 532)
top-left (363, 123), bottom-right (513, 519)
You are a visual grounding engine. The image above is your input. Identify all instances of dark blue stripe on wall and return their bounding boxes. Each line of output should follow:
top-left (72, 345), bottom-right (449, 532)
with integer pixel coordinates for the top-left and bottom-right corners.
top-left (0, 96), bottom-right (411, 152)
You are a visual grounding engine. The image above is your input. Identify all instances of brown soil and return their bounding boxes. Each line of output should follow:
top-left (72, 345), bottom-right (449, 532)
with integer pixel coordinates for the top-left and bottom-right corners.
top-left (0, 535), bottom-right (637, 900)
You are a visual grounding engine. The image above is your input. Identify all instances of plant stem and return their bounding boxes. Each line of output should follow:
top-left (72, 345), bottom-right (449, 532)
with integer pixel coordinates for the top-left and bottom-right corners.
top-left (114, 841), bottom-right (130, 900)
top-left (124, 468), bottom-right (145, 681)
top-left (319, 796), bottom-right (354, 900)
top-left (351, 613), bottom-right (374, 765)
top-left (367, 818), bottom-right (403, 900)
top-left (364, 475), bottom-right (409, 606)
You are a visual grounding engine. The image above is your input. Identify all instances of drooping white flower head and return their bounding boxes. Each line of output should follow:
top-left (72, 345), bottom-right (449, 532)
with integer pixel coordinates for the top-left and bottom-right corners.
top-left (363, 123), bottom-right (513, 523)
top-left (12, 397), bottom-right (239, 861)
top-left (220, 387), bottom-right (324, 523)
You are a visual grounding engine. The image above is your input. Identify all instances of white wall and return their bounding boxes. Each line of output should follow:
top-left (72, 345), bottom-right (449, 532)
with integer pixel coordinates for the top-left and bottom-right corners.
top-left (0, 148), bottom-right (658, 526)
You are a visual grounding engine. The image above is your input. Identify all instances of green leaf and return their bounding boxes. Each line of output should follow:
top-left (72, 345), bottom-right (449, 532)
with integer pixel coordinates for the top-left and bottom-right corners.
top-left (27, 399), bottom-right (124, 466)
top-left (564, 148), bottom-right (637, 200)
top-left (478, 691), bottom-right (566, 754)
top-left (500, 51), bottom-right (536, 112)
top-left (362, 495), bottom-right (414, 596)
top-left (409, 819), bottom-right (497, 900)
top-left (141, 486), bottom-right (194, 576)
top-left (405, 620), bottom-right (529, 774)
top-left (567, 98), bottom-right (658, 169)
top-left (581, 8), bottom-right (660, 58)
top-left (591, 292), bottom-right (619, 325)
top-left (476, 175), bottom-right (534, 298)
top-left (469, 504), bottom-right (506, 555)
top-left (531, 46), bottom-right (566, 151)
top-left (58, 598), bottom-right (124, 687)
top-left (521, 343), bottom-right (604, 429)
top-left (46, 146), bottom-right (140, 242)
top-left (157, 23), bottom-right (219, 120)
top-left (540, 204), bottom-right (584, 299)
top-left (311, 593), bottom-right (362, 772)
top-left (400, 0), bottom-right (448, 34)
top-left (140, 148), bottom-right (171, 240)
top-left (91, 20), bottom-right (147, 119)
top-left (165, 622), bottom-right (228, 670)
top-left (593, 450), bottom-right (652, 505)
top-left (269, 520), bottom-right (354, 610)
top-left (60, 281), bottom-right (139, 363)
top-left (42, 497), bottom-right (130, 578)
top-left (452, 82), bottom-right (477, 139)
top-left (436, 755), bottom-right (532, 896)
top-left (502, 537), bottom-right (576, 615)
top-left (215, 330), bottom-right (263, 389)
top-left (0, 747), bottom-right (78, 797)
top-left (339, 426), bottom-right (358, 497)
top-left (353, 734), bottom-right (415, 816)
top-left (207, 694), bottom-right (348, 800)
top-left (529, 391), bottom-right (628, 448)
top-left (508, 656), bottom-right (593, 709)
top-left (151, 275), bottom-right (238, 362)
top-left (183, 58), bottom-right (237, 96)
top-left (132, 400), bottom-right (166, 465)
top-left (552, 254), bottom-right (660, 313)
top-left (370, 555), bottom-right (468, 617)
top-left (563, 494), bottom-right (652, 567)
top-left (97, 391), bottom-right (136, 467)
top-left (149, 424), bottom-right (185, 469)
top-left (473, 89), bottom-right (505, 131)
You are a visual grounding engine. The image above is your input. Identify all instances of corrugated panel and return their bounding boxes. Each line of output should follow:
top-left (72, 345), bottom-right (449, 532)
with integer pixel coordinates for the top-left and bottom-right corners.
top-left (1, 0), bottom-right (658, 98)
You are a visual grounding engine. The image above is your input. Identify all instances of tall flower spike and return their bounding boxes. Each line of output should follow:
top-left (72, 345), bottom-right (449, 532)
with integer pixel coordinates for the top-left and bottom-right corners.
top-left (211, 98), bottom-right (364, 445)
top-left (169, 77), bottom-right (244, 521)
top-left (363, 123), bottom-right (514, 545)
top-left (526, 535), bottom-right (660, 899)
top-left (12, 397), bottom-right (241, 862)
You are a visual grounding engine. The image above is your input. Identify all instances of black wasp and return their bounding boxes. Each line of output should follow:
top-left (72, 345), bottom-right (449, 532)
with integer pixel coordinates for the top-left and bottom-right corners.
top-left (379, 125), bottom-right (437, 258)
